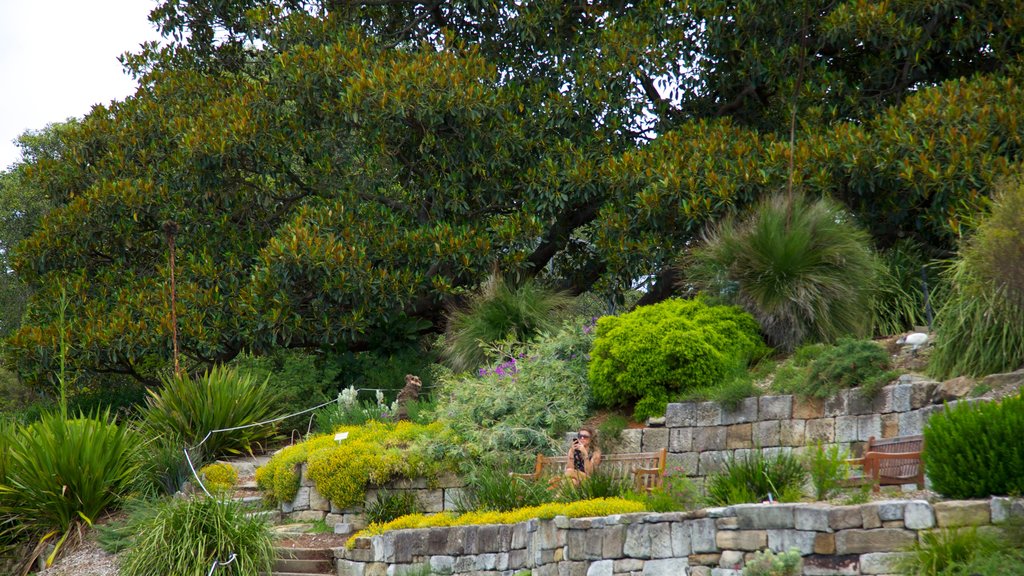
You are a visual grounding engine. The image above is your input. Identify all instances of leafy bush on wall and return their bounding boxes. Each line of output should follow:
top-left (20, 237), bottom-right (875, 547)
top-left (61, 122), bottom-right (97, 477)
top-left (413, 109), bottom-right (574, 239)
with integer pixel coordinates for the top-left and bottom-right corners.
top-left (588, 297), bottom-right (766, 420)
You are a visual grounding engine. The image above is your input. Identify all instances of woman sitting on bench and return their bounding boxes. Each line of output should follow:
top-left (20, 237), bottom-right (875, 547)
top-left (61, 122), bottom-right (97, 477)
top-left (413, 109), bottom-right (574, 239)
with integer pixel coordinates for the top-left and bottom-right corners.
top-left (564, 426), bottom-right (602, 485)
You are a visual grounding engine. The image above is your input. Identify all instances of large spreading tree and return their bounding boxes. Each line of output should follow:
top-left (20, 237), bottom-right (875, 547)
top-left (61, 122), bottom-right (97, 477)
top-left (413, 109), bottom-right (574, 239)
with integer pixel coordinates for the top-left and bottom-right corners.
top-left (5, 0), bottom-right (1024, 386)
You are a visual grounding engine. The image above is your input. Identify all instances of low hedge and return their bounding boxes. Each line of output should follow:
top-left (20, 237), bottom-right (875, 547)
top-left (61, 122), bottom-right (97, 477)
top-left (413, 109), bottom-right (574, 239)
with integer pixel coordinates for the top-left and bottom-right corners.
top-left (346, 497), bottom-right (647, 546)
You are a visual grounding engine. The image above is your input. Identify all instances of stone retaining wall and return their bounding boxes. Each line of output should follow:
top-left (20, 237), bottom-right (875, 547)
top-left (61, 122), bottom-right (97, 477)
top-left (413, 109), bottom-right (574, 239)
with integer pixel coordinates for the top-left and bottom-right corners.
top-left (610, 376), bottom-right (968, 489)
top-left (280, 465), bottom-right (464, 531)
top-left (337, 497), bottom-right (1024, 576)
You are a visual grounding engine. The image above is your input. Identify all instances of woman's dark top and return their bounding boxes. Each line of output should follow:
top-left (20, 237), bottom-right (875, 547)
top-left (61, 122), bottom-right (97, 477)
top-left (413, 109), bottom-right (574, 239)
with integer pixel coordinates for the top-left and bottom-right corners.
top-left (573, 448), bottom-right (589, 472)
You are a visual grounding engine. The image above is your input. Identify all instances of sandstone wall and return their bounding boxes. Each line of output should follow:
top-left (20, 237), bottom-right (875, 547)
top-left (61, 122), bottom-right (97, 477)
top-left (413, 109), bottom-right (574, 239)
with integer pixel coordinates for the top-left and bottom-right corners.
top-left (337, 497), bottom-right (1024, 576)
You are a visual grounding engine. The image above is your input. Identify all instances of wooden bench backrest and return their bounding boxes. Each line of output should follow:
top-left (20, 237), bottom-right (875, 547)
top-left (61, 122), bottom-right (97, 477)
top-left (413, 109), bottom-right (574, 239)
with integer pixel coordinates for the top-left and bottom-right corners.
top-left (863, 435), bottom-right (924, 488)
top-left (529, 449), bottom-right (668, 490)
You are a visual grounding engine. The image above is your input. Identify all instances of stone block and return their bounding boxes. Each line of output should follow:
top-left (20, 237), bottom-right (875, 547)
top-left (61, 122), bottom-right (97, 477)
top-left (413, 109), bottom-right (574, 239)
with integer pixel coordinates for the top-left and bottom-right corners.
top-left (753, 421), bottom-right (781, 447)
top-left (806, 418), bottom-right (835, 443)
top-left (794, 506), bottom-right (831, 532)
top-left (442, 488), bottom-right (464, 512)
top-left (689, 567), bottom-right (713, 576)
top-left (667, 403), bottom-right (698, 427)
top-left (828, 507), bottom-right (862, 530)
top-left (690, 518), bottom-right (718, 553)
top-left (308, 487), bottom-right (330, 511)
top-left (834, 529), bottom-right (916, 554)
top-left (850, 390), bottom-right (878, 416)
top-left (813, 533), bottom-right (835, 555)
top-left (649, 523), bottom-right (674, 558)
top-left (695, 427), bottom-right (727, 451)
top-left (778, 420), bottom-right (805, 446)
top-left (880, 413), bottom-right (899, 438)
top-left (642, 428), bottom-right (670, 452)
top-left (875, 501), bottom-right (905, 522)
top-left (365, 563), bottom-right (388, 576)
top-left (834, 416), bottom-right (859, 443)
top-left (614, 558), bottom-right (644, 572)
top-left (859, 552), bottom-right (910, 575)
top-left (623, 523), bottom-right (651, 559)
top-left (716, 517), bottom-right (739, 530)
top-left (734, 504), bottom-right (796, 529)
top-left (613, 429), bottom-right (643, 453)
top-left (334, 521), bottom-right (353, 534)
top-left (871, 386), bottom-right (895, 414)
top-left (759, 395), bottom-right (793, 420)
top-left (716, 529), bottom-right (767, 551)
top-left (858, 414), bottom-right (883, 441)
top-left (508, 548), bottom-right (528, 569)
top-left (898, 410), bottom-right (924, 437)
top-left (726, 424), bottom-right (753, 449)
top-left (991, 497), bottom-right (1024, 524)
top-left (698, 451), bottom-right (730, 476)
top-left (723, 397), bottom-right (759, 424)
top-left (667, 452), bottom-right (698, 476)
top-left (690, 553), bottom-right (722, 566)
top-left (415, 489), bottom-right (444, 513)
top-left (802, 555), bottom-right (859, 576)
top-left (933, 500), bottom-right (991, 527)
top-left (793, 397), bottom-right (825, 419)
top-left (644, 558), bottom-right (690, 576)
top-left (669, 428), bottom-right (693, 452)
top-left (890, 384), bottom-right (913, 413)
top-left (428, 555), bottom-right (454, 575)
top-left (601, 524), bottom-right (625, 557)
top-left (587, 559), bottom-right (613, 576)
top-left (904, 501), bottom-right (935, 529)
top-left (559, 560), bottom-right (588, 576)
top-left (566, 529), bottom-right (593, 561)
top-left (697, 402), bottom-right (724, 426)
top-left (709, 569), bottom-right (741, 576)
top-left (719, 550), bottom-right (744, 569)
top-left (671, 522), bottom-right (692, 556)
top-left (287, 486), bottom-right (311, 511)
top-left (910, 381), bottom-right (936, 409)
top-left (860, 506), bottom-right (881, 529)
top-left (824, 393), bottom-right (848, 417)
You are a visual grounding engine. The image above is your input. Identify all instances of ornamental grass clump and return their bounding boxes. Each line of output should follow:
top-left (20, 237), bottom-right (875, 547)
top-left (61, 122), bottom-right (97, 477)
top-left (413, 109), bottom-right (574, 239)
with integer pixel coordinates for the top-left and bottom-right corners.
top-left (589, 297), bottom-right (766, 420)
top-left (140, 365), bottom-right (282, 459)
top-left (119, 496), bottom-right (274, 576)
top-left (706, 449), bottom-right (807, 506)
top-left (689, 193), bottom-right (881, 352)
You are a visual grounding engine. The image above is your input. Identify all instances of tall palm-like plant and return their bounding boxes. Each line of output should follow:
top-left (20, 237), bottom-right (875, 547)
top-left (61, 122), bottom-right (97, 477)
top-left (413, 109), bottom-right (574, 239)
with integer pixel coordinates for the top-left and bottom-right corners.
top-left (443, 274), bottom-right (573, 372)
top-left (688, 193), bottom-right (882, 352)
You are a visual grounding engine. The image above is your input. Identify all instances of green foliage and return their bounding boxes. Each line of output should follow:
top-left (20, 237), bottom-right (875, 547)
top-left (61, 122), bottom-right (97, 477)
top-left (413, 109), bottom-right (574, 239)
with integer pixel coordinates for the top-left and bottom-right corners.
top-left (803, 442), bottom-right (850, 501)
top-left (626, 467), bottom-right (698, 513)
top-left (706, 449), bottom-right (808, 506)
top-left (134, 433), bottom-right (192, 497)
top-left (596, 415), bottom-right (629, 450)
top-left (781, 339), bottom-right (895, 399)
top-left (922, 394), bottom-right (1024, 498)
top-left (232, 349), bottom-right (340, 430)
top-left (0, 410), bottom-right (140, 542)
top-left (741, 548), bottom-right (803, 576)
top-left (589, 298), bottom-right (766, 420)
top-left (330, 348), bottom-right (437, 404)
top-left (365, 489), bottom-right (423, 526)
top-left (256, 421), bottom-right (460, 509)
top-left (94, 498), bottom-right (159, 554)
top-left (690, 193), bottom-right (882, 352)
top-left (871, 241), bottom-right (944, 337)
top-left (558, 472), bottom-right (633, 502)
top-left (682, 361), bottom-right (764, 411)
top-left (930, 177), bottom-right (1024, 378)
top-left (316, 392), bottom-right (395, 431)
top-left (436, 320), bottom-right (593, 470)
top-left (895, 527), bottom-right (1004, 576)
top-left (454, 467), bottom-right (552, 513)
top-left (140, 365), bottom-right (282, 459)
top-left (443, 275), bottom-right (573, 373)
top-left (199, 462), bottom-right (238, 493)
top-left (951, 548), bottom-right (1024, 576)
top-left (119, 496), bottom-right (274, 576)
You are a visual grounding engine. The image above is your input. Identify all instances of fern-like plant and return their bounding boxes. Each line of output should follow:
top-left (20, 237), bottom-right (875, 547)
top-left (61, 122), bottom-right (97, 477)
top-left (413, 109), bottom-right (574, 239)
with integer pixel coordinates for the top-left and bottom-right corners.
top-left (689, 193), bottom-right (882, 352)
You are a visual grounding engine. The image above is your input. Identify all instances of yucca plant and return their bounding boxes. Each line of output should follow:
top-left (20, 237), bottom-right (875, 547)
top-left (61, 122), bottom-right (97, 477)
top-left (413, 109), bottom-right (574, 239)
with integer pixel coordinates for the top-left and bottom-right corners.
top-left (689, 193), bottom-right (882, 352)
top-left (0, 410), bottom-right (141, 563)
top-left (443, 274), bottom-right (573, 372)
top-left (140, 365), bottom-right (282, 458)
top-left (119, 496), bottom-right (274, 576)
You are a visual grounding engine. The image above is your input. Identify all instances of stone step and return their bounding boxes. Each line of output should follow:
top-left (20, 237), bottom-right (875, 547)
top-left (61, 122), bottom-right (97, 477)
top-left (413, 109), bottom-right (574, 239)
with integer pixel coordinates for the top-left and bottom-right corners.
top-left (260, 572), bottom-right (333, 576)
top-left (272, 558), bottom-right (333, 573)
top-left (275, 548), bottom-right (332, 561)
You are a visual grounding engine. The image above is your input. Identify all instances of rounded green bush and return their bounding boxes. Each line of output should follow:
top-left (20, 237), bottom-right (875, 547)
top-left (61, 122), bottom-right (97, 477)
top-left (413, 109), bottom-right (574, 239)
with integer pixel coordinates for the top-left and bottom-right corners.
top-left (588, 298), bottom-right (766, 420)
top-left (923, 393), bottom-right (1024, 498)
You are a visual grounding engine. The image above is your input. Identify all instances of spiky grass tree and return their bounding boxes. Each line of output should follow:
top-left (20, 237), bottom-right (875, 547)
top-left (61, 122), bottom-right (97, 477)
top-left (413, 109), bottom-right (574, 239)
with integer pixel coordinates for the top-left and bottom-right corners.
top-left (442, 274), bottom-right (573, 373)
top-left (690, 193), bottom-right (882, 352)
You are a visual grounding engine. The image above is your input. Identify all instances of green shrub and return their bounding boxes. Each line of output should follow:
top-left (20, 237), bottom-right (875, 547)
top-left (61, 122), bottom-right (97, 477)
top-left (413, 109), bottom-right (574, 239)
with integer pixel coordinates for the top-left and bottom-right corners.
top-left (119, 496), bottom-right (274, 576)
top-left (922, 394), bottom-right (1024, 498)
top-left (199, 462), bottom-right (238, 493)
top-left (232, 349), bottom-right (340, 431)
top-left (742, 548), bottom-right (802, 576)
top-left (443, 274), bottom-right (573, 372)
top-left (706, 449), bottom-right (807, 506)
top-left (140, 365), bottom-right (282, 459)
top-left (689, 193), bottom-right (882, 352)
top-left (803, 442), bottom-right (850, 500)
top-left (94, 498), bottom-right (158, 554)
top-left (953, 548), bottom-right (1024, 576)
top-left (436, 320), bottom-right (593, 470)
top-left (788, 339), bottom-right (895, 399)
top-left (589, 297), bottom-right (767, 420)
top-left (627, 466), bottom-right (698, 512)
top-left (0, 410), bottom-right (140, 548)
top-left (895, 527), bottom-right (1003, 576)
top-left (558, 471), bottom-right (633, 502)
top-left (870, 241), bottom-right (945, 338)
top-left (316, 389), bottom-right (395, 431)
top-left (365, 489), bottom-right (423, 525)
top-left (454, 467), bottom-right (552, 513)
top-left (135, 433), bottom-right (192, 497)
top-left (329, 348), bottom-right (438, 404)
top-left (596, 415), bottom-right (629, 450)
top-left (256, 420), bottom-right (460, 508)
top-left (931, 178), bottom-right (1024, 378)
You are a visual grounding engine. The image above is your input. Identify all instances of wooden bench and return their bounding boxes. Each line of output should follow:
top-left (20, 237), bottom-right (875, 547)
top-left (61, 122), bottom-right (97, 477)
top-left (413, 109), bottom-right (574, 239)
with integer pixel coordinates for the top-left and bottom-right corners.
top-left (513, 448), bottom-right (668, 492)
top-left (846, 435), bottom-right (925, 492)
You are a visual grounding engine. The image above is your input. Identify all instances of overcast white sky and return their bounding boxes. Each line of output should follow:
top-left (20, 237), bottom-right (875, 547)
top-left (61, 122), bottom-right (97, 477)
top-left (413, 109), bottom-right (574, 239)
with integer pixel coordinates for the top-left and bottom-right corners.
top-left (0, 0), bottom-right (163, 171)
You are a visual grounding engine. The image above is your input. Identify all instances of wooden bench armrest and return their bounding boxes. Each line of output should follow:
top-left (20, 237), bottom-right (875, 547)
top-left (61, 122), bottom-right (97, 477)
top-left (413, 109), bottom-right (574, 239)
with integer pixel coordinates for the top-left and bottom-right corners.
top-left (509, 472), bottom-right (538, 481)
top-left (864, 451), bottom-right (921, 460)
top-left (846, 457), bottom-right (865, 466)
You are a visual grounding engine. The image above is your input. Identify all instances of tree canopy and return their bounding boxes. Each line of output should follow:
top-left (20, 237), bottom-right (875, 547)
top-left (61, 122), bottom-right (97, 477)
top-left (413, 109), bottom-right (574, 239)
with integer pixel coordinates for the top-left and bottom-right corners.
top-left (5, 0), bottom-right (1024, 385)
